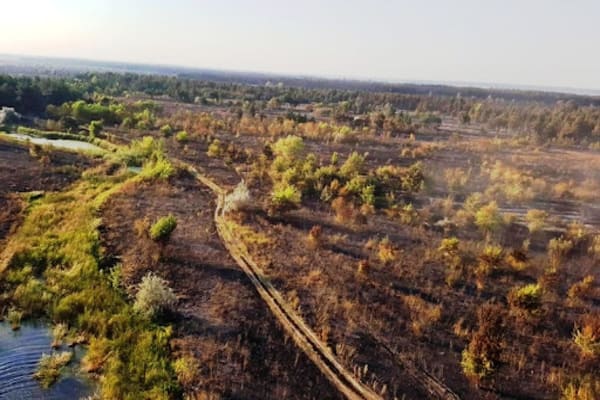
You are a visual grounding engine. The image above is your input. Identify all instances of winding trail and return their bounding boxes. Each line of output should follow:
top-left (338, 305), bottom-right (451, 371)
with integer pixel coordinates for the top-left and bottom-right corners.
top-left (184, 163), bottom-right (460, 400)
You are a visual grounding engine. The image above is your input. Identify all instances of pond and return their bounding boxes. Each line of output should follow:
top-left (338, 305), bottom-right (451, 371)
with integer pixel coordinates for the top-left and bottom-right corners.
top-left (0, 321), bottom-right (95, 399)
top-left (6, 133), bottom-right (104, 153)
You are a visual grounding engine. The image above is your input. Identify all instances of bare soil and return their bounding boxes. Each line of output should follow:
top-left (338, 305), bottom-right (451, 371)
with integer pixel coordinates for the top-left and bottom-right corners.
top-left (99, 171), bottom-right (342, 399)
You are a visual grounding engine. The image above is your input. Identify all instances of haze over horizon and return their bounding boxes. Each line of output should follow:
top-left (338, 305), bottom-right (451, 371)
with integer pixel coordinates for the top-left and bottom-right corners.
top-left (2, 0), bottom-right (600, 91)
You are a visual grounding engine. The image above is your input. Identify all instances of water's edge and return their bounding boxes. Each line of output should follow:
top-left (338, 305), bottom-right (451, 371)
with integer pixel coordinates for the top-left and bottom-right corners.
top-left (0, 321), bottom-right (95, 399)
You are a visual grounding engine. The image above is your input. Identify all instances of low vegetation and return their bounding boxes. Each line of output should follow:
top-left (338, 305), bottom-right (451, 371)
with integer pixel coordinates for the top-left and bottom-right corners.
top-left (149, 214), bottom-right (178, 241)
top-left (2, 69), bottom-right (600, 399)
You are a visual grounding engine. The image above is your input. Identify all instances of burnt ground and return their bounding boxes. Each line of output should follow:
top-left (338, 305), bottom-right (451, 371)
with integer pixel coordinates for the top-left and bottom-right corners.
top-left (182, 128), bottom-right (599, 399)
top-left (0, 139), bottom-right (96, 243)
top-left (100, 113), bottom-right (600, 399)
top-left (99, 170), bottom-right (342, 399)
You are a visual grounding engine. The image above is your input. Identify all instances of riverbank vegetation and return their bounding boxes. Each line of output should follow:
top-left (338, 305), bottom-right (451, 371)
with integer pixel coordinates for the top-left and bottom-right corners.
top-left (0, 139), bottom-right (180, 398)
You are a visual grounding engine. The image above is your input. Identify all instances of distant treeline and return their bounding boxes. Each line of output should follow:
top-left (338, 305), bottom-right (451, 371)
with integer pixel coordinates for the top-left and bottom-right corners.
top-left (1, 72), bottom-right (600, 144)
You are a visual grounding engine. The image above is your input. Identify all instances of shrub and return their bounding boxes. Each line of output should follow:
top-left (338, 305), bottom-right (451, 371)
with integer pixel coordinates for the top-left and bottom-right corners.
top-left (548, 237), bottom-right (573, 270)
top-left (461, 348), bottom-right (492, 382)
top-left (272, 135), bottom-right (304, 160)
top-left (332, 126), bottom-right (357, 143)
top-left (271, 184), bottom-right (301, 211)
top-left (133, 273), bottom-right (177, 318)
top-left (378, 237), bottom-right (397, 264)
top-left (401, 162), bottom-right (425, 192)
top-left (508, 283), bottom-right (542, 312)
top-left (562, 375), bottom-right (600, 400)
top-left (207, 138), bottom-right (222, 158)
top-left (88, 120), bottom-right (103, 138)
top-left (33, 352), bottom-right (73, 388)
top-left (175, 130), bottom-right (189, 142)
top-left (506, 249), bottom-right (528, 271)
top-left (307, 225), bottom-right (322, 247)
top-left (464, 192), bottom-right (485, 214)
top-left (461, 303), bottom-right (505, 382)
top-left (339, 152), bottom-right (365, 178)
top-left (359, 184), bottom-right (376, 206)
top-left (438, 237), bottom-right (460, 257)
top-left (399, 203), bottom-right (419, 225)
top-left (588, 235), bottom-right (600, 259)
top-left (475, 201), bottom-right (504, 237)
top-left (331, 196), bottom-right (355, 224)
top-left (173, 355), bottom-right (201, 388)
top-left (13, 279), bottom-right (49, 317)
top-left (357, 260), bottom-right (370, 275)
top-left (568, 275), bottom-right (595, 301)
top-left (52, 323), bottom-right (68, 348)
top-left (573, 313), bottom-right (600, 358)
top-left (526, 209), bottom-right (548, 234)
top-left (7, 307), bottom-right (23, 330)
top-left (115, 136), bottom-right (162, 166)
top-left (138, 154), bottom-right (174, 180)
top-left (223, 181), bottom-right (252, 213)
top-left (160, 124), bottom-right (173, 137)
top-left (149, 215), bottom-right (177, 241)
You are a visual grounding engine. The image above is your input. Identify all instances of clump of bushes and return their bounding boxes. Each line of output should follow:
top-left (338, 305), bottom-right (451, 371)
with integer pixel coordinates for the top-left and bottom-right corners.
top-left (207, 138), bottom-right (222, 158)
top-left (562, 375), bottom-right (600, 400)
top-left (377, 237), bottom-right (397, 264)
top-left (526, 209), bottom-right (548, 234)
top-left (173, 355), bottom-right (201, 388)
top-left (133, 273), bottom-right (177, 319)
top-left (175, 130), bottom-right (189, 143)
top-left (568, 275), bottom-right (595, 302)
top-left (271, 183), bottom-right (301, 211)
top-left (548, 236), bottom-right (573, 270)
top-left (7, 307), bottom-right (23, 330)
top-left (51, 323), bottom-right (68, 348)
top-left (461, 303), bottom-right (505, 382)
top-left (474, 201), bottom-right (504, 238)
top-left (508, 283), bottom-right (542, 313)
top-left (573, 313), bottom-right (600, 358)
top-left (307, 225), bottom-right (322, 247)
top-left (149, 215), bottom-right (177, 241)
top-left (588, 235), bottom-right (600, 259)
top-left (439, 237), bottom-right (463, 286)
top-left (160, 124), bottom-right (173, 137)
top-left (477, 244), bottom-right (504, 276)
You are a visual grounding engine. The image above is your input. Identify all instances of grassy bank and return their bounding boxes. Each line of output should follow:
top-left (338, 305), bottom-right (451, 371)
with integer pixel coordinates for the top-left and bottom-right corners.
top-left (0, 138), bottom-right (180, 399)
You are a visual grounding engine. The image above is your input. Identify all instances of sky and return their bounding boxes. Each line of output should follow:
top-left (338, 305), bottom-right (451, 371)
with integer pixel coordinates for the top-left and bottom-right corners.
top-left (2, 0), bottom-right (600, 90)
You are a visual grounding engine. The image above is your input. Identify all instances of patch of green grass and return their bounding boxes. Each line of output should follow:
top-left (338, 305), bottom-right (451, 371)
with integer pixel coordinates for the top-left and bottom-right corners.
top-left (0, 163), bottom-right (180, 397)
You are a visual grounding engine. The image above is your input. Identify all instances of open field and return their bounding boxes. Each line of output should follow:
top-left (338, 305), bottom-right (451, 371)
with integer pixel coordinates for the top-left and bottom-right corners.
top-left (0, 73), bottom-right (600, 399)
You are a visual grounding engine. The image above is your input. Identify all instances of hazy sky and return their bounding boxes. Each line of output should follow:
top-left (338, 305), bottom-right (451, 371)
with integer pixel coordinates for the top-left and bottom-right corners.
top-left (2, 0), bottom-right (599, 89)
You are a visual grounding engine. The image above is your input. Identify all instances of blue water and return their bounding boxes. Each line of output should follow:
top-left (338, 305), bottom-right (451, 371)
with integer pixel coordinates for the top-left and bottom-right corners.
top-left (6, 133), bottom-right (103, 153)
top-left (0, 321), bottom-right (95, 400)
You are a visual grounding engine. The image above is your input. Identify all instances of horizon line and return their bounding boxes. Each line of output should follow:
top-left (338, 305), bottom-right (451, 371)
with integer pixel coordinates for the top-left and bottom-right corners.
top-left (2, 52), bottom-right (600, 98)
